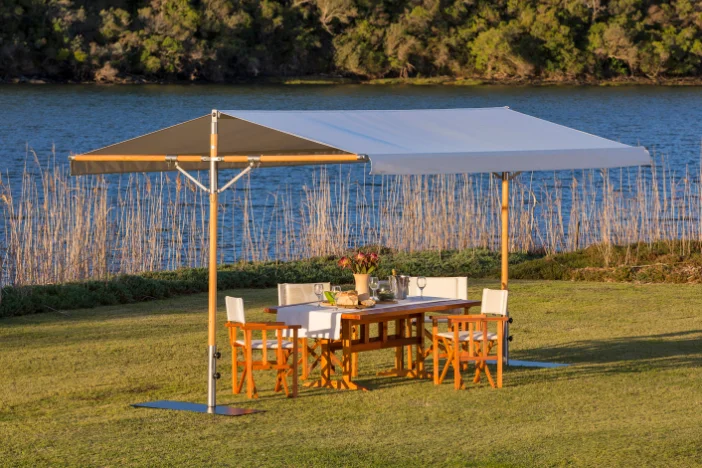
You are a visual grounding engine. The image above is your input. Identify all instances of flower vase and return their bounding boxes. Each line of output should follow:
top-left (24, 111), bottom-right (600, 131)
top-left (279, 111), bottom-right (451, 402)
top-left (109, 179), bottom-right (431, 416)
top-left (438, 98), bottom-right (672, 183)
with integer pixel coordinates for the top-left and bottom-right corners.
top-left (353, 273), bottom-right (370, 301)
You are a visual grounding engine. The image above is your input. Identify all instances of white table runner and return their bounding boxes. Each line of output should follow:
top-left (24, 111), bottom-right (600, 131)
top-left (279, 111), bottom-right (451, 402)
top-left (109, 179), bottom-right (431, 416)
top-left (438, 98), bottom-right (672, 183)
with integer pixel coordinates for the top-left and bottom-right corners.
top-left (277, 296), bottom-right (458, 340)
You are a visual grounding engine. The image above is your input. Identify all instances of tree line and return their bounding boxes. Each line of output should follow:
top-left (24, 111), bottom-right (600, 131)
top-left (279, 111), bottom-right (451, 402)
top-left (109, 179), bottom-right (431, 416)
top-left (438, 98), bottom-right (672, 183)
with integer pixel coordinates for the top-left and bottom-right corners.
top-left (1, 0), bottom-right (701, 83)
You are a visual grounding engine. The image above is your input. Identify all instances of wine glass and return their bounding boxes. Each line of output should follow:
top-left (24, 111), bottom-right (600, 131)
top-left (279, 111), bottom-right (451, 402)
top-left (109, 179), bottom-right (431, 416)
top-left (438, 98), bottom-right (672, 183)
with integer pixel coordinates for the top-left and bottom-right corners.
top-left (369, 276), bottom-right (379, 300)
top-left (417, 276), bottom-right (427, 298)
top-left (313, 283), bottom-right (324, 307)
top-left (332, 285), bottom-right (342, 309)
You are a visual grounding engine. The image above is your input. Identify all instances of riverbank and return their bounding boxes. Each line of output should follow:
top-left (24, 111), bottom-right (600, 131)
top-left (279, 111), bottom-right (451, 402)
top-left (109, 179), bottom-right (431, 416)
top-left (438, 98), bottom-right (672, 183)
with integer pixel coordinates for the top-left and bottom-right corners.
top-left (4, 75), bottom-right (702, 87)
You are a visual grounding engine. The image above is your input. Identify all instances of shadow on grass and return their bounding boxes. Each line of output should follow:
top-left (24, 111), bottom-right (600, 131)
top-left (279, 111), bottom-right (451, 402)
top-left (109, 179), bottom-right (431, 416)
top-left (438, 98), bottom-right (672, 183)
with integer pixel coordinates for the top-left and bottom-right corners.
top-left (518, 330), bottom-right (701, 365)
top-left (220, 330), bottom-right (702, 399)
top-left (494, 330), bottom-right (702, 387)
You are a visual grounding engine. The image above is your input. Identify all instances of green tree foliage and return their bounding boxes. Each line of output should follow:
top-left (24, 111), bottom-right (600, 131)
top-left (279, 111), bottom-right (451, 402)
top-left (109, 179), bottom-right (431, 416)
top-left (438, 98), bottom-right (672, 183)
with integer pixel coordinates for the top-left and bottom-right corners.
top-left (1, 0), bottom-right (701, 82)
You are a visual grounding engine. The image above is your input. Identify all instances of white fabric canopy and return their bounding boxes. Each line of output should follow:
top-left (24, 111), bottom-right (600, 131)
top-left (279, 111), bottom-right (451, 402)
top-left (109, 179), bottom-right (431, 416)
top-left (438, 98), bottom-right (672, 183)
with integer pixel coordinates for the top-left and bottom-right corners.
top-left (220, 108), bottom-right (651, 175)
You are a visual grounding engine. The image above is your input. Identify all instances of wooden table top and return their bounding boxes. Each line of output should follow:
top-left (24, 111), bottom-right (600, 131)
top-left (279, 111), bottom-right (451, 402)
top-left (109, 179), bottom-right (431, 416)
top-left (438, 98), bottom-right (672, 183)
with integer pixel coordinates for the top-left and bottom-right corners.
top-left (265, 299), bottom-right (481, 322)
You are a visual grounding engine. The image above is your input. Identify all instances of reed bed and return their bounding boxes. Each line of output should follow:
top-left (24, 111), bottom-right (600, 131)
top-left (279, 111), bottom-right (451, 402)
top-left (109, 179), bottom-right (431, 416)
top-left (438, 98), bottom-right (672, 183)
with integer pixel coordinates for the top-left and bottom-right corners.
top-left (1, 149), bottom-right (700, 288)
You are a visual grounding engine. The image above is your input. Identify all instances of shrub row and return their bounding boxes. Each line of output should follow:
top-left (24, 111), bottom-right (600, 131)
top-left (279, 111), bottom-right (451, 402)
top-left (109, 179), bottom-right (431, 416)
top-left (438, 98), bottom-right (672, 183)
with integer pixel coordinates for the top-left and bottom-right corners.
top-left (3, 242), bottom-right (700, 318)
top-left (2, 248), bottom-right (532, 318)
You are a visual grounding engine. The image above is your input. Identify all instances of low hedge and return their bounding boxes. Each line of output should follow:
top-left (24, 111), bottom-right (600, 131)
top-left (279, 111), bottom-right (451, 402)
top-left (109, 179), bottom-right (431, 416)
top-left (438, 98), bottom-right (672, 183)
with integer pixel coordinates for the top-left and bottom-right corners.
top-left (4, 242), bottom-right (699, 318)
top-left (0, 248), bottom-right (538, 318)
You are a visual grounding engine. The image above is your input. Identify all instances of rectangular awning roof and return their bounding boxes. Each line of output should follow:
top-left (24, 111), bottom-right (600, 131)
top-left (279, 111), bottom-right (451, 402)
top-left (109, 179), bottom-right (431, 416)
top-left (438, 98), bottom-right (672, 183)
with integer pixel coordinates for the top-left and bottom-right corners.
top-left (70, 107), bottom-right (651, 176)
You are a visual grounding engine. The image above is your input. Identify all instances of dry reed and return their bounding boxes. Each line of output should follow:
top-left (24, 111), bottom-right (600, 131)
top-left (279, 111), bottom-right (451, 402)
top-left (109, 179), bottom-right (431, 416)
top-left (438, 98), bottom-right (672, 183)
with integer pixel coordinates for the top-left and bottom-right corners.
top-left (1, 149), bottom-right (700, 288)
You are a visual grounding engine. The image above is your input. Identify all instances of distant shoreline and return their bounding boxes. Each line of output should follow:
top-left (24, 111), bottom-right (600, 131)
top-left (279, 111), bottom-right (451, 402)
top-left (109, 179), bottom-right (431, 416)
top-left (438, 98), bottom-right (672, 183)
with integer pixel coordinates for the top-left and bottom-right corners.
top-left (3, 75), bottom-right (702, 87)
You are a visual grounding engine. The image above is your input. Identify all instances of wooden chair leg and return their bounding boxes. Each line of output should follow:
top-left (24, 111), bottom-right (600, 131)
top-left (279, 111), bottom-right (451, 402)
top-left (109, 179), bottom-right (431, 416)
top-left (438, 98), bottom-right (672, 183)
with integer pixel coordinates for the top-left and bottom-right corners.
top-left (497, 325), bottom-right (504, 389)
top-left (437, 337), bottom-right (453, 384)
top-left (300, 338), bottom-right (309, 380)
top-left (274, 370), bottom-right (283, 393)
top-left (235, 368), bottom-right (246, 394)
top-left (432, 323), bottom-right (440, 385)
top-left (232, 346), bottom-right (238, 394)
top-left (453, 328), bottom-right (462, 390)
top-left (292, 330), bottom-right (299, 398)
top-left (484, 364), bottom-right (496, 389)
top-left (280, 369), bottom-right (290, 396)
top-left (472, 341), bottom-right (482, 383)
top-left (245, 330), bottom-right (256, 399)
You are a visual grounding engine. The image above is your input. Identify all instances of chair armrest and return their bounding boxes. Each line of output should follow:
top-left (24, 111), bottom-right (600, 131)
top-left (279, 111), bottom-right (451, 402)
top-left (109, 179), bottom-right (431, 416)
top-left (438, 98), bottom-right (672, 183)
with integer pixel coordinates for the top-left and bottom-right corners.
top-left (241, 322), bottom-right (301, 331)
top-left (484, 316), bottom-right (512, 323)
top-left (431, 314), bottom-right (486, 324)
top-left (447, 314), bottom-right (488, 323)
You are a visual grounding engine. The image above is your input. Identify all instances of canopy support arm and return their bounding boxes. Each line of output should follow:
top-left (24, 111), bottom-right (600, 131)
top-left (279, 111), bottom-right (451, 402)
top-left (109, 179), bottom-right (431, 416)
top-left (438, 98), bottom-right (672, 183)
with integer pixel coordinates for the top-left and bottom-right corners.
top-left (173, 161), bottom-right (208, 192)
top-left (217, 162), bottom-right (255, 194)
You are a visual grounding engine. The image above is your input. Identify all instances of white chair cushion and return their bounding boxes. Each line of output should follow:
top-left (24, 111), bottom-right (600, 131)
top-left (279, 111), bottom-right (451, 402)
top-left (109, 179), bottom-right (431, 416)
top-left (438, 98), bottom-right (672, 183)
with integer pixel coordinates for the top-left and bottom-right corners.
top-left (437, 331), bottom-right (498, 341)
top-left (235, 339), bottom-right (294, 350)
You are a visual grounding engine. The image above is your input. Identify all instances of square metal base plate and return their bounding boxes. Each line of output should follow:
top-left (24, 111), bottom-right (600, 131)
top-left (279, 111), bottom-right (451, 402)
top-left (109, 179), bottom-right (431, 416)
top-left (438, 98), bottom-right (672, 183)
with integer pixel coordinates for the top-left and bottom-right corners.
top-left (132, 400), bottom-right (262, 416)
top-left (509, 360), bottom-right (569, 368)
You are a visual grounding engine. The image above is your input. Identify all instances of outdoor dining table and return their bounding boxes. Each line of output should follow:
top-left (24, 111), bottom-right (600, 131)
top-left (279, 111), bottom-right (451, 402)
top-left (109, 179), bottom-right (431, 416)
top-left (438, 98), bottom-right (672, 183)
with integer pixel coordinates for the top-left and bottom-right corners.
top-left (265, 297), bottom-right (481, 391)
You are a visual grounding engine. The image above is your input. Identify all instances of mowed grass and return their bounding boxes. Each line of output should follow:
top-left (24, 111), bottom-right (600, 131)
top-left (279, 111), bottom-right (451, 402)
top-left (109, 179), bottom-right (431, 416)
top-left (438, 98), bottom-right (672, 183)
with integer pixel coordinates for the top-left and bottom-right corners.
top-left (1, 280), bottom-right (700, 467)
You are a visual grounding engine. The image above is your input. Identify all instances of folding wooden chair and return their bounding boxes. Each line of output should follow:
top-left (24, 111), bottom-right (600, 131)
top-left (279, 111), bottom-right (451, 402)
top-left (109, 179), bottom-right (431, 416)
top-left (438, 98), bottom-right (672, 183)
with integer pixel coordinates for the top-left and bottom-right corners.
top-left (225, 297), bottom-right (300, 399)
top-left (407, 277), bottom-right (469, 360)
top-left (277, 283), bottom-right (330, 379)
top-left (431, 289), bottom-right (511, 389)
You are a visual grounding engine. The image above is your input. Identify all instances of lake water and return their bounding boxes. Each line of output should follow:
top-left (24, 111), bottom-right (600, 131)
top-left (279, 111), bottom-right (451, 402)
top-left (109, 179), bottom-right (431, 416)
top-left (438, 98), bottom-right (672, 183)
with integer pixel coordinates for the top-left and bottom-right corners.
top-left (1, 84), bottom-right (702, 264)
top-left (2, 84), bottom-right (702, 174)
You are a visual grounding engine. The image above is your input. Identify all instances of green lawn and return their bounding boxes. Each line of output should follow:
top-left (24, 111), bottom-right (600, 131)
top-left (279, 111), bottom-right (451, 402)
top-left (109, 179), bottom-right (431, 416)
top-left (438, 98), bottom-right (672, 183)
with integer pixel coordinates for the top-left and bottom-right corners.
top-left (1, 280), bottom-right (700, 467)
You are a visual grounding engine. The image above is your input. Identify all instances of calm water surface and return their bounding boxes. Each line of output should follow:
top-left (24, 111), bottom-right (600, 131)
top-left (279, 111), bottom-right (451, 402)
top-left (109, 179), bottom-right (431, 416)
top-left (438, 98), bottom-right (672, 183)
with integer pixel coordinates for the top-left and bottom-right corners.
top-left (2, 84), bottom-right (701, 174)
top-left (1, 84), bottom-right (701, 261)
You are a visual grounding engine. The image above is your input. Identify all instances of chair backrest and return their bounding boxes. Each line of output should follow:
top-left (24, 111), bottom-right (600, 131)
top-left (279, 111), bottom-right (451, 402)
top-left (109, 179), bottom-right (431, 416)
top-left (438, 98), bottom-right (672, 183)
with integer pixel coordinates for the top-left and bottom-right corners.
top-left (277, 282), bottom-right (331, 306)
top-left (481, 289), bottom-right (508, 316)
top-left (408, 277), bottom-right (468, 300)
top-left (226, 296), bottom-right (246, 324)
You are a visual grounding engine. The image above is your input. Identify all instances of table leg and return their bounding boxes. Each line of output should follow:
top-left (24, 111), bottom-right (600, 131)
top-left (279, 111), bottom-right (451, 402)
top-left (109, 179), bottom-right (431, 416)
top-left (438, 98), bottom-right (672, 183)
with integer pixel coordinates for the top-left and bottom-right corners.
top-left (307, 327), bottom-right (367, 391)
top-left (321, 339), bottom-right (332, 387)
top-left (405, 319), bottom-right (413, 372)
top-left (415, 313), bottom-right (426, 378)
top-left (304, 339), bottom-right (332, 389)
top-left (341, 321), bottom-right (353, 389)
top-left (378, 316), bottom-right (425, 380)
top-left (351, 325), bottom-right (359, 378)
top-left (340, 321), bottom-right (367, 391)
top-left (395, 319), bottom-right (405, 371)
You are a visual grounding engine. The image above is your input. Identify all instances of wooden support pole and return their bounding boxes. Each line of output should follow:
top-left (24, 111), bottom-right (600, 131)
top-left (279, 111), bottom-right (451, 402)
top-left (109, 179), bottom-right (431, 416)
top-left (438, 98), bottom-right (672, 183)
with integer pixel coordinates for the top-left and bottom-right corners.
top-left (501, 172), bottom-right (509, 291)
top-left (207, 111), bottom-right (219, 409)
top-left (208, 127), bottom-right (218, 347)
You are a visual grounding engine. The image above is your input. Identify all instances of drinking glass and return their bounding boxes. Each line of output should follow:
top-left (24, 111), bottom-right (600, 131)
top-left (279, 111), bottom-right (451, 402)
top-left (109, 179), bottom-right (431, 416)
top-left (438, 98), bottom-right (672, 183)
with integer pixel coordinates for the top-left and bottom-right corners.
top-left (369, 276), bottom-right (379, 300)
top-left (417, 276), bottom-right (427, 298)
top-left (313, 283), bottom-right (324, 307)
top-left (332, 286), bottom-right (342, 309)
